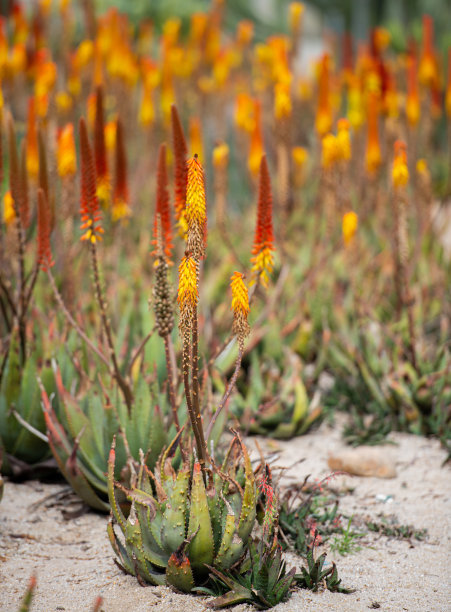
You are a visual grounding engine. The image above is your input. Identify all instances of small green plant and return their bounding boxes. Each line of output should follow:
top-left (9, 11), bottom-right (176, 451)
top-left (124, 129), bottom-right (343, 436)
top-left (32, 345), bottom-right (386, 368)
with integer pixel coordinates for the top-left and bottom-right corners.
top-left (277, 475), bottom-right (342, 556)
top-left (296, 535), bottom-right (354, 593)
top-left (366, 515), bottom-right (428, 541)
top-left (330, 516), bottom-right (364, 556)
top-left (202, 541), bottom-right (297, 609)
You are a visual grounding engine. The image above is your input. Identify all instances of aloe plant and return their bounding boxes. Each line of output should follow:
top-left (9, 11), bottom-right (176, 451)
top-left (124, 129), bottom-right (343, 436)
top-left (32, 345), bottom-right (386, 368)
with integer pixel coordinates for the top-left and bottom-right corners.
top-left (231, 351), bottom-right (322, 439)
top-left (107, 433), bottom-right (257, 590)
top-left (41, 363), bottom-right (178, 511)
top-left (203, 540), bottom-right (297, 609)
top-left (0, 327), bottom-right (56, 475)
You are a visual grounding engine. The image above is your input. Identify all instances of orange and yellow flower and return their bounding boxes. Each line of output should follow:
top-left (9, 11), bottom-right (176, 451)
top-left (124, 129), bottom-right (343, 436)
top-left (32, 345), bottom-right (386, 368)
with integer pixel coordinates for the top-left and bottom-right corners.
top-left (79, 118), bottom-right (103, 243)
top-left (177, 254), bottom-right (198, 329)
top-left (230, 271), bottom-right (250, 349)
top-left (186, 155), bottom-right (207, 260)
top-left (342, 211), bottom-right (358, 247)
top-left (392, 140), bottom-right (409, 189)
top-left (57, 123), bottom-right (77, 177)
top-left (251, 155), bottom-right (275, 287)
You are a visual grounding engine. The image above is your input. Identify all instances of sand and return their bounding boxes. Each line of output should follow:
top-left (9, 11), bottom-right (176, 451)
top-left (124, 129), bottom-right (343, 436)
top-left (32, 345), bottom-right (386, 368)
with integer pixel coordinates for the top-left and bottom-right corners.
top-left (1, 422), bottom-right (450, 612)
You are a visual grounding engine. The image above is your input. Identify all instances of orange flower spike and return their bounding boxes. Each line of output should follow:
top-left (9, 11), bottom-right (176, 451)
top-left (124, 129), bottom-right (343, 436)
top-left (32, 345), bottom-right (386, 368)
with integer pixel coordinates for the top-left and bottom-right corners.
top-left (365, 91), bottom-right (381, 176)
top-left (315, 53), bottom-right (333, 137)
top-left (153, 143), bottom-right (173, 261)
top-left (57, 123), bottom-right (77, 177)
top-left (94, 86), bottom-right (110, 204)
top-left (419, 15), bottom-right (438, 88)
top-left (321, 133), bottom-right (338, 169)
top-left (37, 188), bottom-right (54, 272)
top-left (26, 98), bottom-right (39, 180)
top-left (392, 140), bottom-right (409, 189)
top-left (186, 154), bottom-right (207, 260)
top-left (336, 118), bottom-right (351, 162)
top-left (230, 271), bottom-right (250, 349)
top-left (79, 117), bottom-right (103, 243)
top-left (274, 81), bottom-right (292, 120)
top-left (251, 155), bottom-right (275, 288)
top-left (236, 20), bottom-right (253, 47)
top-left (342, 211), bottom-right (358, 247)
top-left (406, 55), bottom-right (420, 127)
top-left (177, 253), bottom-right (198, 330)
top-left (189, 117), bottom-right (204, 164)
top-left (171, 105), bottom-right (188, 229)
top-left (112, 118), bottom-right (131, 223)
top-left (248, 100), bottom-right (264, 177)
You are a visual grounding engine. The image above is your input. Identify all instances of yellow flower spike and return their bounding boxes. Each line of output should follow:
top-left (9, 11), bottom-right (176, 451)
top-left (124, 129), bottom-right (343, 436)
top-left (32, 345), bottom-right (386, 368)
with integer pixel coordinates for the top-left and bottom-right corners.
top-left (289, 2), bottom-right (304, 34)
top-left (342, 211), bottom-right (358, 247)
top-left (177, 254), bottom-right (198, 331)
top-left (74, 40), bottom-right (94, 71)
top-left (139, 81), bottom-right (155, 127)
top-left (292, 146), bottom-right (308, 168)
top-left (57, 123), bottom-right (77, 177)
top-left (416, 158), bottom-right (429, 177)
top-left (230, 272), bottom-right (250, 349)
top-left (336, 118), bottom-right (351, 162)
top-left (105, 120), bottom-right (117, 153)
top-left (321, 133), bottom-right (338, 169)
top-left (186, 155), bottom-right (207, 260)
top-left (55, 91), bottom-right (73, 113)
top-left (274, 81), bottom-right (292, 120)
top-left (236, 20), bottom-right (254, 47)
top-left (392, 141), bottom-right (409, 189)
top-left (3, 191), bottom-right (15, 225)
top-left (213, 142), bottom-right (229, 169)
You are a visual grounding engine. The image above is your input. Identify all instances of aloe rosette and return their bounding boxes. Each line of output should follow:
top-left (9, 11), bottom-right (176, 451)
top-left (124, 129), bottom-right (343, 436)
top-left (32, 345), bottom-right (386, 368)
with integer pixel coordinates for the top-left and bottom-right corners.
top-left (107, 435), bottom-right (257, 591)
top-left (41, 364), bottom-right (177, 511)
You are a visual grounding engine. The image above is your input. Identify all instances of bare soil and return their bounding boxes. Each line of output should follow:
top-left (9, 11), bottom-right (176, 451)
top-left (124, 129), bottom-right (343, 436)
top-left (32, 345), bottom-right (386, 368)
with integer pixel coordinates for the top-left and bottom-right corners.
top-left (1, 422), bottom-right (450, 612)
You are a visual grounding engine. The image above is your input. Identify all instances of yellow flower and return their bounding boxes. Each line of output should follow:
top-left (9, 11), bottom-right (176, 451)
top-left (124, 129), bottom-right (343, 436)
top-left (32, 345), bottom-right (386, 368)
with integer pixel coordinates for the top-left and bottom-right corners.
top-left (231, 271), bottom-right (249, 316)
top-left (56, 91), bottom-right (73, 113)
top-left (292, 146), bottom-right (308, 168)
top-left (111, 199), bottom-right (131, 223)
top-left (321, 133), bottom-right (338, 169)
top-left (416, 158), bottom-right (428, 176)
top-left (186, 155), bottom-right (207, 259)
top-left (105, 121), bottom-right (117, 152)
top-left (213, 142), bottom-right (229, 169)
top-left (57, 123), bottom-right (77, 177)
top-left (342, 211), bottom-right (358, 246)
top-left (3, 191), bottom-right (15, 225)
top-left (230, 271), bottom-right (250, 348)
top-left (177, 254), bottom-right (198, 329)
top-left (336, 118), bottom-right (351, 162)
top-left (251, 246), bottom-right (274, 288)
top-left (289, 2), bottom-right (304, 33)
top-left (392, 141), bottom-right (409, 188)
top-left (274, 81), bottom-right (292, 120)
top-left (74, 40), bottom-right (94, 70)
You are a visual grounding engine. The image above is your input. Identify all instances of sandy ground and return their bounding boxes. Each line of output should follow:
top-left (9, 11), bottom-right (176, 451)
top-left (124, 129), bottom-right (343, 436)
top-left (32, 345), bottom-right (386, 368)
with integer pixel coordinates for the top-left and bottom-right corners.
top-left (1, 422), bottom-right (450, 612)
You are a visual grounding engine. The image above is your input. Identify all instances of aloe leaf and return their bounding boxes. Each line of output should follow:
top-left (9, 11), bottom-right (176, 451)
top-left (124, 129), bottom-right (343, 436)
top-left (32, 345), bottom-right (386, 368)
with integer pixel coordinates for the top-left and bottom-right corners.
top-left (160, 467), bottom-right (189, 554)
top-left (166, 550), bottom-right (195, 592)
top-left (187, 463), bottom-right (215, 574)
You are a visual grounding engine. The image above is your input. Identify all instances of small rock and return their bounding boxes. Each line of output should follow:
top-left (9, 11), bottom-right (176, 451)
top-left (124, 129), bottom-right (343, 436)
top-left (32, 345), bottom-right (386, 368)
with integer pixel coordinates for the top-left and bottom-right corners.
top-left (328, 447), bottom-right (397, 478)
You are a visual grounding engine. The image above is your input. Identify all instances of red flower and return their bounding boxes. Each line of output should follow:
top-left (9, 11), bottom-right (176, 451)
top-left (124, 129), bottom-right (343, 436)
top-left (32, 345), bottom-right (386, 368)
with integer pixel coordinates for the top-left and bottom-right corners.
top-left (171, 104), bottom-right (188, 229)
top-left (152, 142), bottom-right (173, 260)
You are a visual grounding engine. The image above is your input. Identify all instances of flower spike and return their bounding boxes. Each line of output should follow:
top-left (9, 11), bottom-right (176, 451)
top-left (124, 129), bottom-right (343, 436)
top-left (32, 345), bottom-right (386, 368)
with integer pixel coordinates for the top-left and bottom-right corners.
top-left (177, 253), bottom-right (198, 331)
top-left (171, 104), bottom-right (188, 232)
top-left (251, 155), bottom-right (275, 287)
top-left (152, 143), bottom-right (173, 262)
top-left (94, 85), bottom-right (110, 203)
top-left (112, 118), bottom-right (131, 222)
top-left (37, 187), bottom-right (54, 271)
top-left (186, 154), bottom-right (207, 260)
top-left (79, 117), bottom-right (103, 243)
top-left (230, 272), bottom-right (250, 350)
